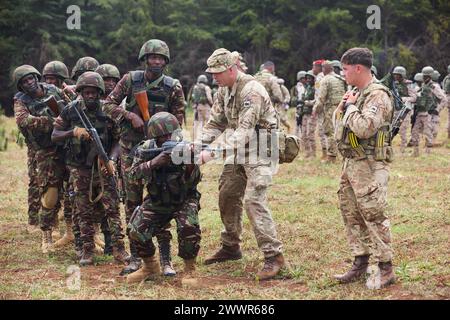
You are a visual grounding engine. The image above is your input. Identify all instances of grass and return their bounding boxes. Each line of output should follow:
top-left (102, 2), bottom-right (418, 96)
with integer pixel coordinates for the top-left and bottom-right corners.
top-left (0, 109), bottom-right (449, 300)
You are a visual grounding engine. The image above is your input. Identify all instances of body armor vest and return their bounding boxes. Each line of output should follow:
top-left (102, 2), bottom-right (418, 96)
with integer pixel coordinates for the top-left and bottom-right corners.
top-left (301, 84), bottom-right (315, 115)
top-left (415, 82), bottom-right (435, 113)
top-left (192, 84), bottom-right (208, 104)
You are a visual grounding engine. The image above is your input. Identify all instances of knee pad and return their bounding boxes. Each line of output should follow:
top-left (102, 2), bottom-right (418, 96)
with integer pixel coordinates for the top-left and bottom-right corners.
top-left (41, 187), bottom-right (59, 209)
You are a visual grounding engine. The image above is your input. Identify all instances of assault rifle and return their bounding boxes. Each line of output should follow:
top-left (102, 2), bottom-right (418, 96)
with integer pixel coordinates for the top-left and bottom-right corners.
top-left (389, 75), bottom-right (412, 140)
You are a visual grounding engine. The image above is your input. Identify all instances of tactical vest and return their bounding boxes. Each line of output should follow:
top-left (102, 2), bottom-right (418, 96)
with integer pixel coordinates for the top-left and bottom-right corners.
top-left (192, 84), bottom-right (208, 104)
top-left (301, 84), bottom-right (315, 115)
top-left (14, 83), bottom-right (61, 150)
top-left (329, 75), bottom-right (347, 106)
top-left (415, 82), bottom-right (435, 113)
top-left (335, 83), bottom-right (394, 161)
top-left (63, 100), bottom-right (114, 168)
top-left (254, 71), bottom-right (275, 101)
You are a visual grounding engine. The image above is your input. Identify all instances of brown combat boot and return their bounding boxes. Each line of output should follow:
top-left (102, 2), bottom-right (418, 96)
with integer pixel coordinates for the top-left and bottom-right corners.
top-left (184, 258), bottom-right (196, 273)
top-left (53, 221), bottom-right (75, 248)
top-left (204, 244), bottom-right (242, 265)
top-left (79, 245), bottom-right (94, 266)
top-left (41, 230), bottom-right (55, 254)
top-left (112, 241), bottom-right (130, 264)
top-left (334, 255), bottom-right (370, 283)
top-left (126, 256), bottom-right (160, 283)
top-left (256, 253), bottom-right (285, 281)
top-left (378, 261), bottom-right (396, 288)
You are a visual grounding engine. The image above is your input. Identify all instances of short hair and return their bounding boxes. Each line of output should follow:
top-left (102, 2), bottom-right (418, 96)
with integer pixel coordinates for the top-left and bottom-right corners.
top-left (341, 48), bottom-right (373, 69)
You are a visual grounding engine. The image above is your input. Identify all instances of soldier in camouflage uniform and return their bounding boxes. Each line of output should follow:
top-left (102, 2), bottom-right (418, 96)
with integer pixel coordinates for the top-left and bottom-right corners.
top-left (13, 65), bottom-right (65, 253)
top-left (312, 60), bottom-right (327, 160)
top-left (410, 66), bottom-right (447, 156)
top-left (300, 72), bottom-right (317, 158)
top-left (291, 71), bottom-right (307, 138)
top-left (95, 64), bottom-right (121, 99)
top-left (443, 65), bottom-right (450, 139)
top-left (276, 78), bottom-right (291, 132)
top-left (429, 70), bottom-right (448, 143)
top-left (126, 112), bottom-right (202, 283)
top-left (103, 39), bottom-right (185, 276)
top-left (254, 61), bottom-right (284, 108)
top-left (191, 74), bottom-right (213, 139)
top-left (51, 72), bottom-right (129, 266)
top-left (312, 61), bottom-right (346, 163)
top-left (200, 48), bottom-right (285, 281)
top-left (333, 48), bottom-right (396, 289)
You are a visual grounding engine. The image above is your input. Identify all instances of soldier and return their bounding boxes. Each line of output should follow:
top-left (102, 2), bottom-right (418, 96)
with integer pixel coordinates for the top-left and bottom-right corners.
top-left (312, 61), bottom-right (346, 163)
top-left (200, 48), bottom-right (285, 280)
top-left (429, 70), bottom-right (447, 143)
top-left (51, 71), bottom-right (129, 266)
top-left (13, 65), bottom-right (65, 253)
top-left (276, 78), bottom-right (291, 132)
top-left (254, 61), bottom-right (284, 107)
top-left (312, 60), bottom-right (327, 160)
top-left (233, 52), bottom-right (248, 73)
top-left (443, 65), bottom-right (450, 139)
top-left (42, 61), bottom-right (70, 89)
top-left (333, 47), bottom-right (396, 289)
top-left (64, 57), bottom-right (100, 100)
top-left (331, 60), bottom-right (343, 76)
top-left (95, 64), bottom-right (121, 99)
top-left (126, 112), bottom-right (202, 283)
top-left (386, 66), bottom-right (417, 153)
top-left (103, 39), bottom-right (185, 276)
top-left (410, 66), bottom-right (447, 156)
top-left (300, 71), bottom-right (317, 158)
top-left (191, 74), bottom-right (213, 139)
top-left (291, 71), bottom-right (307, 138)
top-left (371, 65), bottom-right (378, 81)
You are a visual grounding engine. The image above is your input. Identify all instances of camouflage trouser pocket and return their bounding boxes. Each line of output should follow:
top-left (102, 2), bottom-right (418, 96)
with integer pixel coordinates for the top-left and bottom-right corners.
top-left (128, 206), bottom-right (153, 244)
top-left (355, 181), bottom-right (386, 222)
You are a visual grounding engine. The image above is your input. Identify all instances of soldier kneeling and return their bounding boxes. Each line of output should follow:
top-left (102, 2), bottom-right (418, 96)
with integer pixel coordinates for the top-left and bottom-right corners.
top-left (126, 112), bottom-right (202, 283)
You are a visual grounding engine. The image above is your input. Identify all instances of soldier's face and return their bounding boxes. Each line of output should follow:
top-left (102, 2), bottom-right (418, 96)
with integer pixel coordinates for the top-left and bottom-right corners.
top-left (81, 87), bottom-right (100, 108)
top-left (212, 67), bottom-right (236, 88)
top-left (393, 74), bottom-right (402, 82)
top-left (20, 74), bottom-right (39, 93)
top-left (156, 134), bottom-right (171, 147)
top-left (342, 63), bottom-right (360, 86)
top-left (103, 77), bottom-right (118, 95)
top-left (145, 54), bottom-right (166, 75)
top-left (44, 75), bottom-right (60, 87)
top-left (312, 65), bottom-right (322, 75)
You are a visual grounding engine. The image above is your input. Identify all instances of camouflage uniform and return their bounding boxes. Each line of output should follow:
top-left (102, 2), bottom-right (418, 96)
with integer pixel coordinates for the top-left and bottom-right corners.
top-left (428, 81), bottom-right (448, 140)
top-left (392, 79), bottom-right (417, 150)
top-left (254, 69), bottom-right (284, 106)
top-left (201, 49), bottom-right (283, 260)
top-left (313, 71), bottom-right (346, 158)
top-left (301, 74), bottom-right (317, 157)
top-left (191, 77), bottom-right (213, 139)
top-left (291, 73), bottom-right (306, 138)
top-left (334, 80), bottom-right (394, 263)
top-left (314, 71), bottom-right (327, 156)
top-left (276, 81), bottom-right (291, 131)
top-left (443, 68), bottom-right (450, 138)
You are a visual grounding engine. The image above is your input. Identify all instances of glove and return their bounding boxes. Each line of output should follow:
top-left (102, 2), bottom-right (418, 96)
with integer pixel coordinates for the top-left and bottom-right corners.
top-left (125, 112), bottom-right (144, 130)
top-left (73, 126), bottom-right (90, 140)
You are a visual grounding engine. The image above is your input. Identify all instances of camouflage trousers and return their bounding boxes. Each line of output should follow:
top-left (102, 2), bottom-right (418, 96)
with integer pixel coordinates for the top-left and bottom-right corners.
top-left (301, 114), bottom-right (316, 157)
top-left (410, 112), bottom-right (433, 147)
top-left (276, 104), bottom-right (291, 131)
top-left (338, 157), bottom-right (393, 263)
top-left (393, 109), bottom-right (411, 148)
top-left (319, 110), bottom-right (337, 157)
top-left (218, 163), bottom-right (282, 258)
top-left (317, 114), bottom-right (327, 153)
top-left (193, 104), bottom-right (211, 141)
top-left (120, 146), bottom-right (172, 255)
top-left (430, 114), bottom-right (440, 140)
top-left (26, 147), bottom-right (40, 225)
top-left (129, 198), bottom-right (201, 260)
top-left (36, 148), bottom-right (64, 231)
top-left (61, 166), bottom-right (74, 224)
top-left (69, 166), bottom-right (125, 251)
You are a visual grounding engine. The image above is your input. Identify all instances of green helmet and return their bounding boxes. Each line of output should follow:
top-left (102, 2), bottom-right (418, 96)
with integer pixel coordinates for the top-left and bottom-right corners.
top-left (421, 66), bottom-right (434, 77)
top-left (197, 74), bottom-right (208, 84)
top-left (414, 73), bottom-right (423, 82)
top-left (371, 65), bottom-right (378, 76)
top-left (75, 71), bottom-right (105, 94)
top-left (138, 39), bottom-right (170, 63)
top-left (42, 61), bottom-right (69, 79)
top-left (95, 64), bottom-right (120, 80)
top-left (297, 71), bottom-right (306, 81)
top-left (331, 60), bottom-right (342, 70)
top-left (147, 112), bottom-right (180, 139)
top-left (305, 70), bottom-right (316, 79)
top-left (12, 65), bottom-right (41, 91)
top-left (71, 57), bottom-right (99, 80)
top-left (392, 66), bottom-right (407, 78)
top-left (432, 70), bottom-right (440, 81)
top-left (277, 78), bottom-right (285, 85)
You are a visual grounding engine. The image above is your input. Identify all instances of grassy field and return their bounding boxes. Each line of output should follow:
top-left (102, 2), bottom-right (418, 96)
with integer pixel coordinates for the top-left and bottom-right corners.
top-left (0, 110), bottom-right (449, 300)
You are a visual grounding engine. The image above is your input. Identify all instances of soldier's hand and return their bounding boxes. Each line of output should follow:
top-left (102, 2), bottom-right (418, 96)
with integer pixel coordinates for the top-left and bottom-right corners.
top-left (346, 91), bottom-right (359, 104)
top-left (126, 112), bottom-right (144, 131)
top-left (101, 160), bottom-right (116, 176)
top-left (73, 126), bottom-right (90, 140)
top-left (150, 152), bottom-right (171, 169)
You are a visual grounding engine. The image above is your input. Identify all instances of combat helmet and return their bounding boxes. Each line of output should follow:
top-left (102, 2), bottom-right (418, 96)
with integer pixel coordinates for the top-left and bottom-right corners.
top-left (414, 73), bottom-right (423, 82)
top-left (421, 66), bottom-right (434, 77)
top-left (330, 60), bottom-right (342, 70)
top-left (197, 74), bottom-right (208, 84)
top-left (147, 112), bottom-right (181, 139)
top-left (95, 64), bottom-right (120, 80)
top-left (75, 71), bottom-right (105, 94)
top-left (138, 39), bottom-right (170, 63)
top-left (305, 70), bottom-right (316, 79)
top-left (371, 65), bottom-right (378, 76)
top-left (296, 71), bottom-right (306, 81)
top-left (432, 70), bottom-right (440, 82)
top-left (12, 65), bottom-right (41, 91)
top-left (42, 61), bottom-right (69, 79)
top-left (392, 66), bottom-right (407, 78)
top-left (71, 57), bottom-right (99, 80)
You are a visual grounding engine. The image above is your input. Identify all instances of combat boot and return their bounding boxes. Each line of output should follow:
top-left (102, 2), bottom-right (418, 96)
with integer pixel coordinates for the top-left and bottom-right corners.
top-left (103, 228), bottom-right (113, 255)
top-left (126, 256), bottom-right (160, 283)
top-left (112, 241), bottom-right (130, 264)
top-left (79, 245), bottom-right (94, 266)
top-left (184, 258), bottom-right (196, 273)
top-left (53, 221), bottom-right (75, 248)
top-left (120, 242), bottom-right (142, 275)
top-left (334, 255), bottom-right (370, 283)
top-left (204, 244), bottom-right (242, 265)
top-left (41, 230), bottom-right (55, 254)
top-left (256, 253), bottom-right (285, 280)
top-left (159, 241), bottom-right (176, 276)
top-left (378, 261), bottom-right (396, 288)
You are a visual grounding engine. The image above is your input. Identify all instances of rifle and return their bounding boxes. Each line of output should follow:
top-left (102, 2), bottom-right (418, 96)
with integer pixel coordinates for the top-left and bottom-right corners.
top-left (44, 95), bottom-right (64, 116)
top-left (73, 103), bottom-right (121, 200)
top-left (296, 101), bottom-right (304, 127)
top-left (390, 75), bottom-right (412, 140)
top-left (134, 90), bottom-right (150, 138)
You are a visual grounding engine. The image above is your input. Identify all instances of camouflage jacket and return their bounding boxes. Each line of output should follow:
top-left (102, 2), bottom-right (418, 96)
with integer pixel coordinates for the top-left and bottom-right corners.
top-left (313, 72), bottom-right (346, 116)
top-left (254, 70), bottom-right (283, 104)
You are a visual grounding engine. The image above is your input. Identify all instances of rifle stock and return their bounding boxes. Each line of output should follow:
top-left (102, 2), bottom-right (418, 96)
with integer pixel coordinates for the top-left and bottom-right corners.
top-left (134, 90), bottom-right (150, 137)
